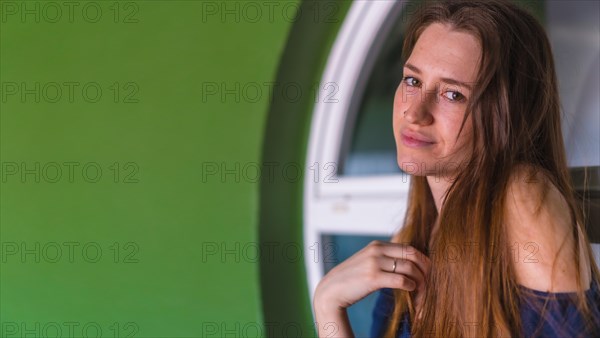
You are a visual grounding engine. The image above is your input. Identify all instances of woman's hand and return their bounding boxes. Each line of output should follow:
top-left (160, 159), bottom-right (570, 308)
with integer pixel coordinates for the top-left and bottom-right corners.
top-left (312, 240), bottom-right (431, 336)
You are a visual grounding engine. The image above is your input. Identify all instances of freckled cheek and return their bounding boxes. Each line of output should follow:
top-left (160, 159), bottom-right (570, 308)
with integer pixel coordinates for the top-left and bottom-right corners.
top-left (436, 126), bottom-right (462, 154)
top-left (393, 95), bottom-right (415, 129)
top-left (394, 82), bottom-right (415, 106)
top-left (456, 118), bottom-right (474, 146)
top-left (442, 124), bottom-right (473, 156)
top-left (459, 128), bottom-right (473, 145)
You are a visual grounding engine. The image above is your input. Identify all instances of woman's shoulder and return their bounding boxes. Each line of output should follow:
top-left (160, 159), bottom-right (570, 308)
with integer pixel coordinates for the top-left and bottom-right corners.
top-left (505, 164), bottom-right (562, 213)
top-left (504, 164), bottom-right (588, 292)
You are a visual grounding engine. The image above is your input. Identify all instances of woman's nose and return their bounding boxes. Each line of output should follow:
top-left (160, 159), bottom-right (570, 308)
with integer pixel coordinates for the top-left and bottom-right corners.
top-left (404, 90), bottom-right (434, 125)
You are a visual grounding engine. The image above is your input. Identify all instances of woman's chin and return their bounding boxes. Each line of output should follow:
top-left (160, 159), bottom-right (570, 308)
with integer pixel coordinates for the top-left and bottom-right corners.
top-left (397, 156), bottom-right (426, 176)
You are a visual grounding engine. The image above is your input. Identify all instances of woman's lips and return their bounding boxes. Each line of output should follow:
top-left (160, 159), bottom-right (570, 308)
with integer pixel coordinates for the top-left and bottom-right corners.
top-left (400, 129), bottom-right (435, 148)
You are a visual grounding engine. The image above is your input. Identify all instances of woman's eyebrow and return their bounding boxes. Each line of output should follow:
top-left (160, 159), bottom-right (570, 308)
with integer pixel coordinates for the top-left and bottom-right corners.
top-left (404, 62), bottom-right (473, 91)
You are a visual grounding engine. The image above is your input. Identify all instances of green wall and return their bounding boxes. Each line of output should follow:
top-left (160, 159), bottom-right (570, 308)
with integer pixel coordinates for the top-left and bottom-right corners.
top-left (0, 1), bottom-right (309, 336)
top-left (259, 1), bottom-right (349, 336)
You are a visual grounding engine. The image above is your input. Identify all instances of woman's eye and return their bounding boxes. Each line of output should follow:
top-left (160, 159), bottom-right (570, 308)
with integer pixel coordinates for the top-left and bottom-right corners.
top-left (402, 76), bottom-right (420, 87)
top-left (443, 91), bottom-right (465, 102)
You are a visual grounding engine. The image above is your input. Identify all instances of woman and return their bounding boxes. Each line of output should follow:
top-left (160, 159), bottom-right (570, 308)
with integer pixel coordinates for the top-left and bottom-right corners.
top-left (312, 0), bottom-right (600, 337)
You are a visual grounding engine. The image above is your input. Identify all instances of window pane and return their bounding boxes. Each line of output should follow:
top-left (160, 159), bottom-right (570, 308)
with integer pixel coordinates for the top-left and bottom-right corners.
top-left (338, 1), bottom-right (410, 176)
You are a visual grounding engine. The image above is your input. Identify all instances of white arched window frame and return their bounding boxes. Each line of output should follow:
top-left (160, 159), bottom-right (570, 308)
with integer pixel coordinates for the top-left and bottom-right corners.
top-left (303, 0), bottom-right (408, 303)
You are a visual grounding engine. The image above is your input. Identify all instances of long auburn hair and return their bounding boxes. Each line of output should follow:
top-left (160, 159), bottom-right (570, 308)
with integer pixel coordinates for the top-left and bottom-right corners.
top-left (385, 0), bottom-right (600, 337)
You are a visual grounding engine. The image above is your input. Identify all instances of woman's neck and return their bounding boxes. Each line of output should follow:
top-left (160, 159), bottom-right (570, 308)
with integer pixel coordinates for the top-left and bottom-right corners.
top-left (426, 175), bottom-right (452, 214)
top-left (426, 175), bottom-right (451, 249)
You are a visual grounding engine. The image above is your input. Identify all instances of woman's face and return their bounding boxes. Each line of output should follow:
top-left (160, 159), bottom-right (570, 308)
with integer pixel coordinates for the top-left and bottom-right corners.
top-left (393, 23), bottom-right (481, 178)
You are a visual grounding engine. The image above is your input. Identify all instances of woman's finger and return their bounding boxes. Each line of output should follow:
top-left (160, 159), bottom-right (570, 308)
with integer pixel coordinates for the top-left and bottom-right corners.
top-left (372, 241), bottom-right (431, 278)
top-left (376, 269), bottom-right (418, 291)
top-left (379, 255), bottom-right (426, 288)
